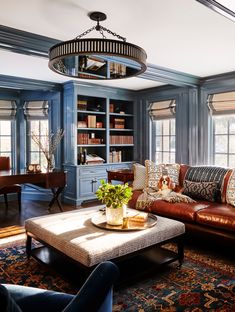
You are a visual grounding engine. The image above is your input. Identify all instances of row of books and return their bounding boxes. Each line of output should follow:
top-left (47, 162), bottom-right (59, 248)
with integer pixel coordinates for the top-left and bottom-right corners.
top-left (87, 115), bottom-right (96, 128)
top-left (77, 133), bottom-right (103, 145)
top-left (78, 120), bottom-right (103, 128)
top-left (110, 135), bottom-right (133, 144)
top-left (77, 100), bottom-right (87, 110)
top-left (109, 150), bottom-right (122, 163)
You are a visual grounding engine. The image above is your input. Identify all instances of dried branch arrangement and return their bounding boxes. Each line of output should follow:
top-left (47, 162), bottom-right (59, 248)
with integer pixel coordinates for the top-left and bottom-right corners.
top-left (31, 128), bottom-right (64, 171)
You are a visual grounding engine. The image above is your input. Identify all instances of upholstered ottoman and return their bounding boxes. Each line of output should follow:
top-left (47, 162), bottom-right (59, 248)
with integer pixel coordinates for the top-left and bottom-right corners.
top-left (25, 207), bottom-right (185, 268)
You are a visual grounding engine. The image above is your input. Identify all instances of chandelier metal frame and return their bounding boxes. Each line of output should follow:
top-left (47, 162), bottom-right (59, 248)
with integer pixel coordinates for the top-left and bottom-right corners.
top-left (48, 12), bottom-right (147, 80)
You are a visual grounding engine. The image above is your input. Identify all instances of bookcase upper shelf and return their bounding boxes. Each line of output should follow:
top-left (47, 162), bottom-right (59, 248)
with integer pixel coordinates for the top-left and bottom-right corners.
top-left (75, 93), bottom-right (135, 165)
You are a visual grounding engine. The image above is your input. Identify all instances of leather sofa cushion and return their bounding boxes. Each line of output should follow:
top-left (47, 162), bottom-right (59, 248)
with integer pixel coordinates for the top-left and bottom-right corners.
top-left (196, 204), bottom-right (235, 232)
top-left (128, 191), bottom-right (209, 222)
top-left (144, 200), bottom-right (209, 222)
top-left (128, 190), bottom-right (142, 209)
top-left (178, 164), bottom-right (190, 188)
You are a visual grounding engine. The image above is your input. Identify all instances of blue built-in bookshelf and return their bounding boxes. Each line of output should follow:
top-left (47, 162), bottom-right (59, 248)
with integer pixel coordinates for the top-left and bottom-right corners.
top-left (62, 81), bottom-right (136, 205)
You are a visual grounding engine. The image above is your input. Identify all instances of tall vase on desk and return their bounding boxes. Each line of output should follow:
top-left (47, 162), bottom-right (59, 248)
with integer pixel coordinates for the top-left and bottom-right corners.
top-left (31, 129), bottom-right (64, 173)
top-left (46, 154), bottom-right (55, 172)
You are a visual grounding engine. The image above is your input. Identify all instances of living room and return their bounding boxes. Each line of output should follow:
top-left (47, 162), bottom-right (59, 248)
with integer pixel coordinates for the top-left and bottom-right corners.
top-left (0, 0), bottom-right (235, 311)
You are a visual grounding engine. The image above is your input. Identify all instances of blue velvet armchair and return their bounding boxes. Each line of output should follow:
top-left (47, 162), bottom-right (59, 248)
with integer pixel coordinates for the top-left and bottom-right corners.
top-left (0, 261), bottom-right (119, 312)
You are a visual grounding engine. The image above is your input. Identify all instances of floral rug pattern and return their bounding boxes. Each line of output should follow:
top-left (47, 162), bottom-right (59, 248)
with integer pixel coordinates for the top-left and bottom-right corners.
top-left (0, 239), bottom-right (234, 311)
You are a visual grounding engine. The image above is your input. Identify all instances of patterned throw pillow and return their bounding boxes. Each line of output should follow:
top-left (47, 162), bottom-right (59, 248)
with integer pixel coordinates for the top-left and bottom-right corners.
top-left (183, 180), bottom-right (218, 202)
top-left (145, 160), bottom-right (162, 190)
top-left (145, 160), bottom-right (180, 191)
top-left (132, 163), bottom-right (146, 191)
top-left (226, 169), bottom-right (235, 207)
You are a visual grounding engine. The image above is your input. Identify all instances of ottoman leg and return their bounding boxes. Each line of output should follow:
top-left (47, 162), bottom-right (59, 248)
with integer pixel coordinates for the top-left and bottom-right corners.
top-left (26, 234), bottom-right (32, 259)
top-left (177, 236), bottom-right (184, 267)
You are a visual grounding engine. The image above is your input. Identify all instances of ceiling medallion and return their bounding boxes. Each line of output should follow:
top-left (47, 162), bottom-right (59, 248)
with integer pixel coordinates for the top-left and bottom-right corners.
top-left (48, 11), bottom-right (147, 80)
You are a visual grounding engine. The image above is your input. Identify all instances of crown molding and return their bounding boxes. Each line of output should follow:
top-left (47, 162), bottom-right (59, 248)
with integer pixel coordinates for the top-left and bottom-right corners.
top-left (0, 25), bottom-right (58, 57)
top-left (196, 0), bottom-right (235, 22)
top-left (0, 74), bottom-right (61, 91)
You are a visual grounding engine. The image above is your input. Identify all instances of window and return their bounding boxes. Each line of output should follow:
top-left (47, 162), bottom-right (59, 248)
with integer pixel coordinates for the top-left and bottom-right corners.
top-left (24, 101), bottom-right (49, 171)
top-left (213, 115), bottom-right (235, 167)
top-left (0, 100), bottom-right (16, 167)
top-left (0, 120), bottom-right (12, 159)
top-left (154, 119), bottom-right (175, 163)
top-left (208, 91), bottom-right (235, 167)
top-left (27, 120), bottom-right (49, 170)
top-left (149, 100), bottom-right (176, 164)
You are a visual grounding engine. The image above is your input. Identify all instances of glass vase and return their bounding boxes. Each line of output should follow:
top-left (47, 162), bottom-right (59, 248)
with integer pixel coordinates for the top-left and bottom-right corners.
top-left (47, 154), bottom-right (55, 172)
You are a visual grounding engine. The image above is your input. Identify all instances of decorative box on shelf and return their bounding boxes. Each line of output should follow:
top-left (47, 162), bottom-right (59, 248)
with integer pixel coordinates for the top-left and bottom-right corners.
top-left (88, 138), bottom-right (102, 144)
top-left (96, 122), bottom-right (103, 128)
top-left (77, 121), bottom-right (87, 128)
top-left (77, 100), bottom-right (87, 110)
top-left (114, 118), bottom-right (125, 129)
top-left (109, 103), bottom-right (114, 113)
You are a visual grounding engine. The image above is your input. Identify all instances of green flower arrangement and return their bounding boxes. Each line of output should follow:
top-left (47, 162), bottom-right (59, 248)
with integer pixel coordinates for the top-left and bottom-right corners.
top-left (96, 180), bottom-right (133, 208)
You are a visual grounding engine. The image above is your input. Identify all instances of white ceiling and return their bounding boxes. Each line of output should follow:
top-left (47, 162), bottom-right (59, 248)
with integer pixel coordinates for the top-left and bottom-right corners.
top-left (0, 0), bottom-right (235, 90)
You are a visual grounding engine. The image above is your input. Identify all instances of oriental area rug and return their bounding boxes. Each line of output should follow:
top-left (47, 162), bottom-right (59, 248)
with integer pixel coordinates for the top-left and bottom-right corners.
top-left (0, 238), bottom-right (234, 311)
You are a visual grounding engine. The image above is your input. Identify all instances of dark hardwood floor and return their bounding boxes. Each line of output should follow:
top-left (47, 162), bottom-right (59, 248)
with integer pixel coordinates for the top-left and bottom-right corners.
top-left (0, 198), bottom-right (100, 228)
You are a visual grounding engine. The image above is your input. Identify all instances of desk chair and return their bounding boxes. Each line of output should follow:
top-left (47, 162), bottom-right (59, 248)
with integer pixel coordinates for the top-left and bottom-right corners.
top-left (0, 156), bottom-right (21, 211)
top-left (0, 261), bottom-right (119, 312)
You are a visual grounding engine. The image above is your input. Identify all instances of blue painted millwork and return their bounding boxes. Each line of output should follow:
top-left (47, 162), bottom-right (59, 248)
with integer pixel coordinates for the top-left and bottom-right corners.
top-left (62, 80), bottom-right (136, 205)
top-left (0, 25), bottom-right (58, 58)
top-left (136, 85), bottom-right (199, 165)
top-left (140, 63), bottom-right (199, 87)
top-left (63, 163), bottom-right (133, 206)
top-left (0, 74), bottom-right (61, 91)
top-left (198, 72), bottom-right (235, 165)
top-left (1, 64), bottom-right (235, 204)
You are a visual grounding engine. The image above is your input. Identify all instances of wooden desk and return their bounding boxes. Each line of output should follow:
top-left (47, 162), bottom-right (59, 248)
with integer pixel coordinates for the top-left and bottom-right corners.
top-left (107, 169), bottom-right (134, 184)
top-left (0, 170), bottom-right (66, 211)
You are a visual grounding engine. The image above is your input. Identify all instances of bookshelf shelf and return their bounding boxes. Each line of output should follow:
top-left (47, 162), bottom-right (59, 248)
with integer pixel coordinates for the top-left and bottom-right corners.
top-left (78, 128), bottom-right (106, 131)
top-left (110, 144), bottom-right (134, 147)
top-left (77, 144), bottom-right (106, 147)
top-left (110, 128), bottom-right (133, 132)
top-left (109, 113), bottom-right (133, 117)
top-left (77, 110), bottom-right (106, 115)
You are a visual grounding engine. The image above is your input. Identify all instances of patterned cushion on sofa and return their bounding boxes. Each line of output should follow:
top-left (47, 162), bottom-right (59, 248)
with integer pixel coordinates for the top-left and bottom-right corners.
top-left (184, 166), bottom-right (230, 202)
top-left (145, 160), bottom-right (180, 191)
top-left (226, 169), bottom-right (235, 207)
top-left (183, 180), bottom-right (218, 202)
top-left (132, 163), bottom-right (146, 191)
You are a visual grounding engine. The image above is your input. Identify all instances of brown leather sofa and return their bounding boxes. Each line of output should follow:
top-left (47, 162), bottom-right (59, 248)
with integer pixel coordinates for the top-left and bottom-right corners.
top-left (128, 164), bottom-right (235, 246)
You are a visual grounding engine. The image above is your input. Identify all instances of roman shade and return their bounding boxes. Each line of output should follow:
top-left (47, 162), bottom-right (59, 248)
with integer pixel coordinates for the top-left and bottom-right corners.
top-left (149, 100), bottom-right (176, 120)
top-left (23, 101), bottom-right (49, 119)
top-left (208, 91), bottom-right (235, 115)
top-left (0, 100), bottom-right (17, 120)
